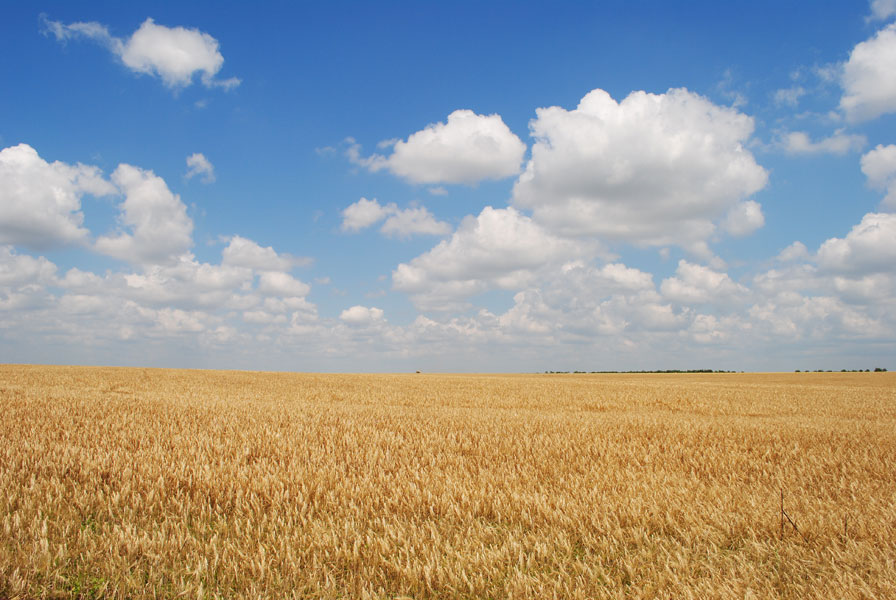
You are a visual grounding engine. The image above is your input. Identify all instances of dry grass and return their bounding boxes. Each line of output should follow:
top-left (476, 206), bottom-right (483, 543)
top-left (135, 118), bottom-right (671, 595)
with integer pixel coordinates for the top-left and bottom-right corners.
top-left (1, 365), bottom-right (894, 599)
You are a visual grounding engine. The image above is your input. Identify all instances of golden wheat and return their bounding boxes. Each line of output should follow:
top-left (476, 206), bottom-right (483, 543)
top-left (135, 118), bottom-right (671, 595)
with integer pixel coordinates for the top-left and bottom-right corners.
top-left (1, 366), bottom-right (894, 599)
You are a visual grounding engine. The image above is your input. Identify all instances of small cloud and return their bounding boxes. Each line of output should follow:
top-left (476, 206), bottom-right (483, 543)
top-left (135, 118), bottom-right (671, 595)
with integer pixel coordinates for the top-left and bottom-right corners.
top-left (777, 130), bottom-right (866, 156)
top-left (42, 16), bottom-right (239, 90)
top-left (428, 186), bottom-right (448, 196)
top-left (716, 68), bottom-right (748, 107)
top-left (341, 197), bottom-right (450, 238)
top-left (376, 138), bottom-right (400, 150)
top-left (341, 197), bottom-right (392, 232)
top-left (346, 110), bottom-right (526, 185)
top-left (339, 305), bottom-right (384, 325)
top-left (773, 85), bottom-right (806, 107)
top-left (185, 153), bottom-right (215, 183)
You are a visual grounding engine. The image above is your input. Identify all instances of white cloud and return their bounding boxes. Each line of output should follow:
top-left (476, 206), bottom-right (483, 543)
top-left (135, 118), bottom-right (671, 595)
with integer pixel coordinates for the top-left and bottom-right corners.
top-left (0, 147), bottom-right (356, 366)
top-left (660, 260), bottom-right (748, 305)
top-left (339, 305), bottom-right (384, 325)
top-left (817, 212), bottom-right (896, 275)
top-left (256, 271), bottom-right (310, 298)
top-left (155, 308), bottom-right (205, 333)
top-left (499, 262), bottom-right (670, 339)
top-left (833, 273), bottom-right (896, 303)
top-left (43, 16), bottom-right (240, 90)
top-left (392, 206), bottom-right (589, 310)
top-left (861, 144), bottom-right (896, 208)
top-left (185, 153), bottom-right (215, 183)
top-left (0, 246), bottom-right (57, 288)
top-left (341, 197), bottom-right (392, 232)
top-left (0, 144), bottom-right (115, 248)
top-left (870, 0), bottom-right (896, 21)
top-left (243, 310), bottom-right (287, 325)
top-left (221, 236), bottom-right (306, 271)
top-left (392, 206), bottom-right (580, 309)
top-left (840, 24), bottom-right (896, 122)
top-left (688, 313), bottom-right (745, 344)
top-left (778, 130), bottom-right (866, 155)
top-left (774, 85), bottom-right (806, 107)
top-left (349, 110), bottom-right (526, 184)
top-left (749, 295), bottom-right (883, 340)
top-left (115, 258), bottom-right (254, 309)
top-left (380, 207), bottom-right (451, 238)
top-left (95, 164), bottom-right (194, 265)
top-left (340, 198), bottom-right (450, 238)
top-left (722, 200), bottom-right (765, 237)
top-left (511, 88), bottom-right (768, 252)
top-left (776, 241), bottom-right (810, 262)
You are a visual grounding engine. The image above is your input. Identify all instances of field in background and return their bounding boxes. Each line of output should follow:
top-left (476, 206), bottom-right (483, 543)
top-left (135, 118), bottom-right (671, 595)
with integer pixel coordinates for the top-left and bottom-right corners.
top-left (1, 366), bottom-right (894, 599)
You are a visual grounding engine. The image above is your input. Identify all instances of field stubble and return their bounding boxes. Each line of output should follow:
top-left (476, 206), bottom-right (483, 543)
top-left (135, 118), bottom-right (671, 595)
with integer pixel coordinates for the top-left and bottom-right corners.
top-left (1, 366), bottom-right (894, 598)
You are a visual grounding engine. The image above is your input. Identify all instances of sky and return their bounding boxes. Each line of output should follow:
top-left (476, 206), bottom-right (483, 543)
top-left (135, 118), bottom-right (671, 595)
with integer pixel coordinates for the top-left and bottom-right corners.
top-left (1, 1), bottom-right (895, 372)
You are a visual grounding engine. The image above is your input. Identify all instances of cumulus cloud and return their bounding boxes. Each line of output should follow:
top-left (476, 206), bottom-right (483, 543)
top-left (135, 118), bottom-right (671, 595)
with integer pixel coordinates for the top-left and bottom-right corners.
top-left (380, 207), bottom-right (452, 238)
top-left (816, 212), bottom-right (896, 275)
top-left (0, 144), bottom-right (115, 248)
top-left (870, 0), bottom-right (896, 21)
top-left (155, 307), bottom-right (205, 333)
top-left (0, 246), bottom-right (58, 288)
top-left (496, 262), bottom-right (669, 339)
top-left (392, 206), bottom-right (580, 310)
top-left (778, 130), bottom-right (866, 155)
top-left (339, 305), bottom-right (384, 325)
top-left (185, 153), bottom-right (215, 183)
top-left (348, 110), bottom-right (526, 184)
top-left (0, 146), bottom-right (350, 367)
top-left (660, 260), bottom-right (748, 305)
top-left (776, 241), bottom-right (810, 262)
top-left (722, 200), bottom-right (765, 237)
top-left (341, 197), bottom-right (392, 232)
top-left (749, 295), bottom-right (882, 340)
top-left (257, 271), bottom-right (311, 298)
top-left (95, 164), bottom-right (194, 265)
top-left (840, 24), bottom-right (896, 122)
top-left (511, 88), bottom-right (768, 252)
top-left (221, 236), bottom-right (308, 271)
top-left (1, 236), bottom-right (319, 349)
top-left (340, 198), bottom-right (450, 238)
top-left (42, 16), bottom-right (240, 90)
top-left (861, 144), bottom-right (896, 208)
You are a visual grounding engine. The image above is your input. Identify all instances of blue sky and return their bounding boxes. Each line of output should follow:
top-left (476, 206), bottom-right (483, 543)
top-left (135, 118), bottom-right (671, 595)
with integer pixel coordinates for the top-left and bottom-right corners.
top-left (1, 1), bottom-right (895, 371)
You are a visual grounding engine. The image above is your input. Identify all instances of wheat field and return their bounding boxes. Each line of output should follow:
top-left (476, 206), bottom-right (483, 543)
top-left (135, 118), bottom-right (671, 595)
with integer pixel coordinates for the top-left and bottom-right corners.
top-left (1, 365), bottom-right (894, 599)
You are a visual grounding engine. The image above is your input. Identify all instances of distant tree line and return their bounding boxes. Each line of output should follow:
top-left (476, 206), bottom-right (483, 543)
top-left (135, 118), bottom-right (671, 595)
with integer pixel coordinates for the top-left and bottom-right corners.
top-left (544, 369), bottom-right (739, 374)
top-left (794, 368), bottom-right (888, 372)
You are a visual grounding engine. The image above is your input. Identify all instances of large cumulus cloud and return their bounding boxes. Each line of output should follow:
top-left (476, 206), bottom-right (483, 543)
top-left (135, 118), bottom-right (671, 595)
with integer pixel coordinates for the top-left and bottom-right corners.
top-left (511, 88), bottom-right (768, 255)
